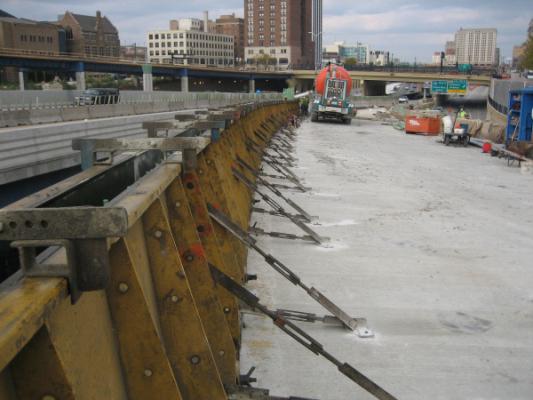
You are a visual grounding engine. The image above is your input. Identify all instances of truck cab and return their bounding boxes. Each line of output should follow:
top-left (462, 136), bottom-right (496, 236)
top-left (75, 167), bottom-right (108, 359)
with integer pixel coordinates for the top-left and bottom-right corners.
top-left (312, 76), bottom-right (355, 124)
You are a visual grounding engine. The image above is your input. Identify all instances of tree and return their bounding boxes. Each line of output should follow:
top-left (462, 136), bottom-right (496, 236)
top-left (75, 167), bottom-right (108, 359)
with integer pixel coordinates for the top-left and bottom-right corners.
top-left (519, 37), bottom-right (533, 70)
top-left (254, 54), bottom-right (276, 68)
top-left (343, 57), bottom-right (358, 69)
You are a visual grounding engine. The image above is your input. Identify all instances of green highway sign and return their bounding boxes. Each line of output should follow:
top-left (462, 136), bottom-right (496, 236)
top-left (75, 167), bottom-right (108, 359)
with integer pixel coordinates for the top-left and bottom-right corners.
top-left (448, 80), bottom-right (468, 94)
top-left (431, 80), bottom-right (448, 93)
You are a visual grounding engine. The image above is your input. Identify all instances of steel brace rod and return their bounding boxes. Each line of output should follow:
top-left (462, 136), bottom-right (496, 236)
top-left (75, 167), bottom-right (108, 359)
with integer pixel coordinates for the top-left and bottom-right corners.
top-left (238, 156), bottom-right (308, 192)
top-left (232, 168), bottom-right (324, 244)
top-left (209, 264), bottom-right (396, 400)
top-left (235, 158), bottom-right (313, 222)
top-left (206, 204), bottom-right (372, 337)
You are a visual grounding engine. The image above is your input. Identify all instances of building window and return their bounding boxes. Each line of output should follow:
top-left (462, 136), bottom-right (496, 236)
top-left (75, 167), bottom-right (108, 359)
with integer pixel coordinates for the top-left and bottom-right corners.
top-left (149, 34), bottom-right (153, 40)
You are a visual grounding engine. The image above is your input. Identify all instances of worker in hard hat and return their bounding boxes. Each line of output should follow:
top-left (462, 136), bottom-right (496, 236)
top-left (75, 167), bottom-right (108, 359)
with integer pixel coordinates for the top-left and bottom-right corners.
top-left (458, 107), bottom-right (467, 119)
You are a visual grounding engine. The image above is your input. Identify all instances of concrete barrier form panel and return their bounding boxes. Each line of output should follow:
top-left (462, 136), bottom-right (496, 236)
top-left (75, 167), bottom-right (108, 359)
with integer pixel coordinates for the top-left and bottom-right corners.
top-left (0, 109), bottom-right (31, 127)
top-left (133, 104), bottom-right (154, 115)
top-left (152, 103), bottom-right (171, 113)
top-left (29, 108), bottom-right (64, 125)
top-left (88, 105), bottom-right (116, 120)
top-left (61, 107), bottom-right (90, 122)
top-left (113, 104), bottom-right (135, 117)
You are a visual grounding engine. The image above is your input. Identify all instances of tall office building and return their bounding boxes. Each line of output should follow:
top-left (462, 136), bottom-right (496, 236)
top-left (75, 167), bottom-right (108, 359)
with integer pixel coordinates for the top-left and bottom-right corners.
top-left (216, 14), bottom-right (244, 64)
top-left (311, 0), bottom-right (322, 69)
top-left (454, 28), bottom-right (497, 66)
top-left (244, 0), bottom-right (314, 69)
top-left (147, 14), bottom-right (234, 66)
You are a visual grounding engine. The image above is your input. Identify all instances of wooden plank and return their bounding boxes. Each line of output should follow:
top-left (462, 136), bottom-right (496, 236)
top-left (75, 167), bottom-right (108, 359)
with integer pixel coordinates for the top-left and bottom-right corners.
top-left (142, 198), bottom-right (227, 400)
top-left (106, 239), bottom-right (182, 400)
top-left (10, 326), bottom-right (75, 399)
top-left (165, 178), bottom-right (238, 387)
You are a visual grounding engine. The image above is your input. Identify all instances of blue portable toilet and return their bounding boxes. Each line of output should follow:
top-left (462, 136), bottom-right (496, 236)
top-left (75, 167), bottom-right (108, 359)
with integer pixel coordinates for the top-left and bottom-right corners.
top-left (506, 87), bottom-right (533, 145)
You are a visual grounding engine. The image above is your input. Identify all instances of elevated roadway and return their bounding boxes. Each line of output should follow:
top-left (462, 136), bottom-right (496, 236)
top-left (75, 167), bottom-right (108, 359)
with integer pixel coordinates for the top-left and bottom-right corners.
top-left (292, 69), bottom-right (491, 86)
top-left (0, 49), bottom-right (491, 93)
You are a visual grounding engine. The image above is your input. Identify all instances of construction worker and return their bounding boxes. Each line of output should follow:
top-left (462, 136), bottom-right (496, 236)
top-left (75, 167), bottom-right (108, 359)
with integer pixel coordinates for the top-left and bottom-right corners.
top-left (300, 97), bottom-right (309, 117)
top-left (458, 107), bottom-right (467, 119)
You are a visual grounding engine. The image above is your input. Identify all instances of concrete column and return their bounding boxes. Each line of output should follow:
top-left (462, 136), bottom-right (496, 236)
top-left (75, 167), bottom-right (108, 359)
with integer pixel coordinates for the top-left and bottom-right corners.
top-left (249, 79), bottom-right (256, 94)
top-left (181, 75), bottom-right (189, 93)
top-left (18, 69), bottom-right (26, 91)
top-left (142, 64), bottom-right (153, 92)
top-left (76, 71), bottom-right (86, 91)
top-left (74, 62), bottom-right (86, 91)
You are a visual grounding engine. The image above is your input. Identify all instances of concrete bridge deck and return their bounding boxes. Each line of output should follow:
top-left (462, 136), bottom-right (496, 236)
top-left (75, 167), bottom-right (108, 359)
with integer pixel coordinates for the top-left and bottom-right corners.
top-left (242, 118), bottom-right (533, 399)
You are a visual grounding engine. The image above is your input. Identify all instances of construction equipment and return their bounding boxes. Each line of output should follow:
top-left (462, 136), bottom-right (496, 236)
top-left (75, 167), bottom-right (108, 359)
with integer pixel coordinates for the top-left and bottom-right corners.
top-left (311, 63), bottom-right (356, 124)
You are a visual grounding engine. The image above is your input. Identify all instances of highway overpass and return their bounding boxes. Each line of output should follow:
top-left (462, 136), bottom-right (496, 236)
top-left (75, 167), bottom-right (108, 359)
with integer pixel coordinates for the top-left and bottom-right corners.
top-left (1, 49), bottom-right (492, 95)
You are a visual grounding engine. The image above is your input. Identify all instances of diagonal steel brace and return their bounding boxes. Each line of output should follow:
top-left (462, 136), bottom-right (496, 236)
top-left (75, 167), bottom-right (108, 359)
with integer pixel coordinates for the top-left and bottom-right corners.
top-left (206, 204), bottom-right (372, 338)
top-left (209, 264), bottom-right (395, 399)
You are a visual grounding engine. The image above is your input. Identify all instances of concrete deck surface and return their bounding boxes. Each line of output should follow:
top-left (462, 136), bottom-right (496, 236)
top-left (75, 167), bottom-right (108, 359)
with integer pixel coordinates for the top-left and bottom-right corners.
top-left (240, 118), bottom-right (533, 400)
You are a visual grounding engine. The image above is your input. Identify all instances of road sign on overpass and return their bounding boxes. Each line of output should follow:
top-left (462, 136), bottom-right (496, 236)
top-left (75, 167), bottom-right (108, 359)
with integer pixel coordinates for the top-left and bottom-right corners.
top-left (431, 79), bottom-right (468, 94)
top-left (431, 80), bottom-right (448, 93)
top-left (448, 80), bottom-right (468, 94)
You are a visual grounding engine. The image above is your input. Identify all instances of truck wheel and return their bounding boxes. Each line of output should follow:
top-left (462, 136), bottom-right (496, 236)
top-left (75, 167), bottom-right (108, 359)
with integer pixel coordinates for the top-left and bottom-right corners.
top-left (444, 135), bottom-right (451, 146)
top-left (311, 112), bottom-right (318, 122)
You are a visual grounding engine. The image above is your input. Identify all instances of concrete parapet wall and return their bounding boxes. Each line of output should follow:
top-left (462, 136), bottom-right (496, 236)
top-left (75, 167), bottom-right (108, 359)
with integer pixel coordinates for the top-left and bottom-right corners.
top-left (352, 95), bottom-right (396, 108)
top-left (29, 108), bottom-right (64, 125)
top-left (0, 111), bottom-right (184, 185)
top-left (486, 101), bottom-right (507, 126)
top-left (0, 91), bottom-right (282, 127)
top-left (60, 106), bottom-right (90, 122)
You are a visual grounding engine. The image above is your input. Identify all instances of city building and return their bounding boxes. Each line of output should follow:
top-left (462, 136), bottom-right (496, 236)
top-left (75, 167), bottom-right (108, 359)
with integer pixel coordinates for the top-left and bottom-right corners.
top-left (431, 52), bottom-right (442, 65)
top-left (324, 41), bottom-right (371, 65)
top-left (369, 50), bottom-right (389, 66)
top-left (311, 0), bottom-right (322, 69)
top-left (444, 41), bottom-right (456, 65)
top-left (216, 13), bottom-right (244, 64)
top-left (244, 0), bottom-right (315, 69)
top-left (340, 42), bottom-right (370, 64)
top-left (58, 11), bottom-right (120, 57)
top-left (454, 28), bottom-right (497, 66)
top-left (0, 11), bottom-right (65, 54)
top-left (147, 13), bottom-right (234, 66)
top-left (120, 45), bottom-right (147, 62)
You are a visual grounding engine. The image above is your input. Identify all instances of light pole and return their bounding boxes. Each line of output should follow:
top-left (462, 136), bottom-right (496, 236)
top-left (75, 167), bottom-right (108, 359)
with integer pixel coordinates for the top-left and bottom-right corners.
top-left (308, 31), bottom-right (323, 71)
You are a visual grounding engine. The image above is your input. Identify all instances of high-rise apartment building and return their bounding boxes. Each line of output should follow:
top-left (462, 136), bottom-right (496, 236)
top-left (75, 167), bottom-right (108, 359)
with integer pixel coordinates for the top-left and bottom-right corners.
top-left (311, 0), bottom-right (322, 69)
top-left (244, 0), bottom-right (315, 69)
top-left (147, 14), bottom-right (234, 66)
top-left (454, 28), bottom-right (497, 66)
top-left (216, 14), bottom-right (244, 64)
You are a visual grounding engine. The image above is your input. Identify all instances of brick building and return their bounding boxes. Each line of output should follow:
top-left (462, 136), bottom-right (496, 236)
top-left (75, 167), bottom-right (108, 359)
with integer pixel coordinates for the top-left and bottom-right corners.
top-left (58, 11), bottom-right (120, 58)
top-left (216, 14), bottom-right (244, 64)
top-left (244, 0), bottom-right (315, 69)
top-left (0, 11), bottom-right (64, 54)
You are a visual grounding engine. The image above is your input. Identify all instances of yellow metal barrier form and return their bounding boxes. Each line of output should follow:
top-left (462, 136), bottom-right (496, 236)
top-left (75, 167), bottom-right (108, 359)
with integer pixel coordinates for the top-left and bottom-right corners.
top-left (0, 101), bottom-right (298, 400)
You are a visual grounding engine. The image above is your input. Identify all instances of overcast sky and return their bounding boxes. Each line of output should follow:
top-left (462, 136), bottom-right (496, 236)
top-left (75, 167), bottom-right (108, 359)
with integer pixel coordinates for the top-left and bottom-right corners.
top-left (2, 0), bottom-right (531, 62)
